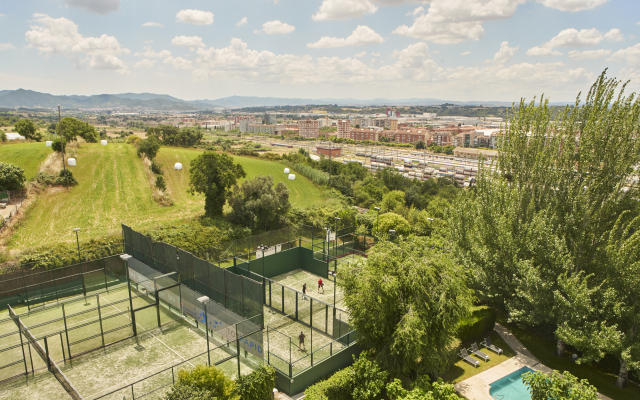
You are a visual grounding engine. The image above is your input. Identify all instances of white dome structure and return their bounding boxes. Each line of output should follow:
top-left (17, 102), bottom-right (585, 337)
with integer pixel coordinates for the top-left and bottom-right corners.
top-left (174, 163), bottom-right (183, 170)
top-left (284, 168), bottom-right (290, 174)
top-left (45, 141), bottom-right (53, 147)
top-left (101, 140), bottom-right (108, 145)
top-left (288, 174), bottom-right (295, 181)
top-left (68, 158), bottom-right (77, 166)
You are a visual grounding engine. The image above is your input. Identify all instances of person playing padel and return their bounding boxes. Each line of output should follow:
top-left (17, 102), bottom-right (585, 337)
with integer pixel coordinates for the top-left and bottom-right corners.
top-left (318, 278), bottom-right (324, 294)
top-left (298, 331), bottom-right (306, 351)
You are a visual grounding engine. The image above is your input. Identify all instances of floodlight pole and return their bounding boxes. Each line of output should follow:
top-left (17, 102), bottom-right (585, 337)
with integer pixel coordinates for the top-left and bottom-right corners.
top-left (73, 228), bottom-right (81, 261)
top-left (334, 217), bottom-right (341, 259)
top-left (198, 296), bottom-right (211, 365)
top-left (259, 245), bottom-right (266, 302)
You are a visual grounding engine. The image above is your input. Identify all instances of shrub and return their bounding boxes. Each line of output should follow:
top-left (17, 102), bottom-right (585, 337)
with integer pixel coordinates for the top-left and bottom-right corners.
top-left (56, 169), bottom-right (78, 186)
top-left (163, 365), bottom-right (238, 400)
top-left (155, 176), bottom-right (167, 191)
top-left (234, 365), bottom-right (275, 400)
top-left (456, 306), bottom-right (497, 343)
top-left (51, 138), bottom-right (63, 152)
top-left (0, 132), bottom-right (6, 142)
top-left (0, 163), bottom-right (26, 191)
top-left (376, 213), bottom-right (411, 236)
top-left (151, 159), bottom-right (164, 175)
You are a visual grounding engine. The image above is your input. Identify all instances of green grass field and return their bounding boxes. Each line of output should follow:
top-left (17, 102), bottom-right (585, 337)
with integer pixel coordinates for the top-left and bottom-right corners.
top-left (7, 143), bottom-right (332, 249)
top-left (0, 142), bottom-right (52, 180)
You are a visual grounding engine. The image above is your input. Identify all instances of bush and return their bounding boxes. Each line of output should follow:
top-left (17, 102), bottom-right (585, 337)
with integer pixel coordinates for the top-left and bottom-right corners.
top-left (56, 169), bottom-right (78, 186)
top-left (151, 159), bottom-right (164, 175)
top-left (163, 365), bottom-right (238, 400)
top-left (456, 306), bottom-right (497, 343)
top-left (234, 365), bottom-right (275, 400)
top-left (138, 136), bottom-right (161, 160)
top-left (126, 135), bottom-right (141, 145)
top-left (376, 213), bottom-right (411, 236)
top-left (0, 163), bottom-right (26, 191)
top-left (51, 137), bottom-right (63, 152)
top-left (155, 176), bottom-right (167, 191)
top-left (0, 132), bottom-right (6, 142)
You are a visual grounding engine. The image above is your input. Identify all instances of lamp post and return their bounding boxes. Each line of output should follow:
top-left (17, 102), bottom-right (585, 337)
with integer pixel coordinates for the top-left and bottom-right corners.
top-left (198, 296), bottom-right (211, 366)
top-left (73, 228), bottom-right (81, 261)
top-left (426, 218), bottom-right (434, 236)
top-left (389, 229), bottom-right (396, 242)
top-left (373, 207), bottom-right (381, 235)
top-left (334, 217), bottom-right (341, 259)
top-left (258, 244), bottom-right (267, 302)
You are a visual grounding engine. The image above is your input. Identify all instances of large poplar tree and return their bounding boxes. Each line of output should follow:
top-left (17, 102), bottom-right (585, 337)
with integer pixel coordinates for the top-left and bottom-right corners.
top-left (449, 71), bottom-right (640, 387)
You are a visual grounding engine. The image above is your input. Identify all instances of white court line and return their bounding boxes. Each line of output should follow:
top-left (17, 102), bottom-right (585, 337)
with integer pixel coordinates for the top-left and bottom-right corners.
top-left (98, 293), bottom-right (194, 368)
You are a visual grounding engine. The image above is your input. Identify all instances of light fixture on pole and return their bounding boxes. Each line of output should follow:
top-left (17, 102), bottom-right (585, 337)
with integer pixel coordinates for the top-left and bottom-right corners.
top-left (198, 296), bottom-right (211, 366)
top-left (73, 228), bottom-right (81, 261)
top-left (389, 229), bottom-right (396, 241)
top-left (258, 244), bottom-right (267, 301)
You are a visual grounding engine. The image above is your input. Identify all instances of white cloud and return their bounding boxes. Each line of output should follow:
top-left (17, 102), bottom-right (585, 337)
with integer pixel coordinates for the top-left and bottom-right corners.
top-left (604, 28), bottom-right (624, 42)
top-left (134, 59), bottom-right (156, 69)
top-left (312, 0), bottom-right (377, 21)
top-left (142, 22), bottom-right (163, 27)
top-left (527, 28), bottom-right (622, 56)
top-left (171, 36), bottom-right (206, 50)
top-left (0, 43), bottom-right (15, 51)
top-left (0, 14), bottom-right (4, 17)
top-left (537, 0), bottom-right (610, 12)
top-left (460, 51), bottom-right (471, 55)
top-left (493, 41), bottom-right (518, 63)
top-left (164, 56), bottom-right (193, 70)
top-left (135, 46), bottom-right (171, 58)
top-left (253, 29), bottom-right (261, 34)
top-left (354, 51), bottom-right (367, 57)
top-left (176, 9), bottom-right (214, 25)
top-left (568, 49), bottom-right (611, 60)
top-left (65, 0), bottom-right (120, 15)
top-left (609, 44), bottom-right (640, 67)
top-left (371, 52), bottom-right (381, 56)
top-left (236, 17), bottom-right (247, 27)
top-left (526, 46), bottom-right (563, 56)
top-left (393, 0), bottom-right (524, 44)
top-left (307, 25), bottom-right (383, 48)
top-left (261, 20), bottom-right (295, 35)
top-left (25, 13), bottom-right (128, 73)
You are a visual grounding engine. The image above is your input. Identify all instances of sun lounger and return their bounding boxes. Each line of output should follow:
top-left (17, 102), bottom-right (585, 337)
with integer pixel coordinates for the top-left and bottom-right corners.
top-left (458, 347), bottom-right (480, 368)
top-left (469, 342), bottom-right (490, 361)
top-left (480, 336), bottom-right (503, 355)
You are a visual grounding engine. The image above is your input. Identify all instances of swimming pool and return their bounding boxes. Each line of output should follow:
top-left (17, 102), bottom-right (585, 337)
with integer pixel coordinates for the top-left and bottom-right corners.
top-left (489, 367), bottom-right (533, 399)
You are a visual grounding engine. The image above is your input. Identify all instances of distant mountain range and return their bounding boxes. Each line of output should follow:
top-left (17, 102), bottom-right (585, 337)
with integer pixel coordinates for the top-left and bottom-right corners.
top-left (0, 89), bottom-right (528, 111)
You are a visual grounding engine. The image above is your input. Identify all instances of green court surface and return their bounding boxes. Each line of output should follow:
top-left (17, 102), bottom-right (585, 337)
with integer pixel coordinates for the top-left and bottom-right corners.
top-left (0, 370), bottom-right (71, 400)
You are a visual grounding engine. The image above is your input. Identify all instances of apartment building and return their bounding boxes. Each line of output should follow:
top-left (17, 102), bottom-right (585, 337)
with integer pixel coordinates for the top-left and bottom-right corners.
top-left (248, 124), bottom-right (277, 135)
top-left (299, 119), bottom-right (320, 138)
top-left (391, 129), bottom-right (429, 144)
top-left (337, 120), bottom-right (351, 138)
top-left (384, 119), bottom-right (399, 130)
top-left (347, 128), bottom-right (379, 141)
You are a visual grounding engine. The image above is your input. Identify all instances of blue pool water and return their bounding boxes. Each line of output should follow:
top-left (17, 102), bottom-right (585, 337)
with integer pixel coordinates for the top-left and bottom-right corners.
top-left (489, 367), bottom-right (533, 399)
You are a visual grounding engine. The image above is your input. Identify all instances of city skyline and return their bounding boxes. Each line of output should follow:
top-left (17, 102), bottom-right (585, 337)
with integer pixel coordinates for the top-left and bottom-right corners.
top-left (0, 0), bottom-right (639, 102)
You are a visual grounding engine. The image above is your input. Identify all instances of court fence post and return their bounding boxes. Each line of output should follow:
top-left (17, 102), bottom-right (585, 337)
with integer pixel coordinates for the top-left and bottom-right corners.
top-left (103, 258), bottom-right (109, 292)
top-left (44, 337), bottom-right (50, 369)
top-left (269, 280), bottom-right (272, 307)
top-left (62, 303), bottom-right (71, 358)
top-left (325, 304), bottom-right (328, 334)
top-left (309, 299), bottom-right (313, 329)
top-left (60, 333), bottom-right (65, 363)
top-left (18, 319), bottom-right (28, 375)
top-left (97, 294), bottom-right (105, 347)
top-left (236, 337), bottom-right (241, 378)
top-left (281, 285), bottom-right (284, 314)
top-left (295, 292), bottom-right (298, 320)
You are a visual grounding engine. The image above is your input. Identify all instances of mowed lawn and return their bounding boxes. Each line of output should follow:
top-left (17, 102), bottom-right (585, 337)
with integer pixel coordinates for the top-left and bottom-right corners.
top-left (0, 142), bottom-right (52, 180)
top-left (9, 145), bottom-right (330, 249)
top-left (155, 147), bottom-right (330, 208)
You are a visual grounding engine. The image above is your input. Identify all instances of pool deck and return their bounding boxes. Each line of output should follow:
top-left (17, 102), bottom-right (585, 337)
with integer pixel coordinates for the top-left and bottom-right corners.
top-left (455, 323), bottom-right (612, 400)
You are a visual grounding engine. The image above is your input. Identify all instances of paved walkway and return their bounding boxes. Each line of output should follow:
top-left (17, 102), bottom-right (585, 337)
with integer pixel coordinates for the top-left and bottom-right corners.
top-left (455, 323), bottom-right (611, 400)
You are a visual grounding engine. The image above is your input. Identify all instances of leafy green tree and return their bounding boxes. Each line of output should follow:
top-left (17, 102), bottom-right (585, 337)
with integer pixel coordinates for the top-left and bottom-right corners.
top-left (522, 370), bottom-right (598, 400)
top-left (0, 132), bottom-right (6, 142)
top-left (59, 117), bottom-right (99, 142)
top-left (189, 152), bottom-right (246, 217)
top-left (137, 136), bottom-right (161, 160)
top-left (163, 365), bottom-right (238, 400)
top-left (377, 212), bottom-right (411, 236)
top-left (14, 119), bottom-right (42, 141)
top-left (0, 163), bottom-right (26, 191)
top-left (228, 175), bottom-right (291, 232)
top-left (380, 190), bottom-right (405, 213)
top-left (341, 236), bottom-right (473, 377)
top-left (448, 71), bottom-right (640, 385)
top-left (415, 140), bottom-right (426, 150)
top-left (148, 125), bottom-right (203, 147)
top-left (234, 365), bottom-right (275, 400)
top-left (387, 376), bottom-right (458, 400)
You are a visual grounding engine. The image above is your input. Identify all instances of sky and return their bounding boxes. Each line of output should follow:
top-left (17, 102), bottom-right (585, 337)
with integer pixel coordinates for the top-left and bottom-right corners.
top-left (0, 0), bottom-right (639, 102)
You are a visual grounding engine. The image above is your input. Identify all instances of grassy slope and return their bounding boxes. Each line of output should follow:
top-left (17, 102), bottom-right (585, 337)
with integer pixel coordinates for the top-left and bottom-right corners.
top-left (154, 147), bottom-right (332, 209)
top-left (0, 142), bottom-right (52, 180)
top-left (8, 144), bottom-right (331, 249)
top-left (496, 316), bottom-right (640, 400)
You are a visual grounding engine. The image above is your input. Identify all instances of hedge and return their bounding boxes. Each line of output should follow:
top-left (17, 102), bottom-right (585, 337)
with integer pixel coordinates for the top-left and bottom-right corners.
top-left (457, 306), bottom-right (497, 343)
